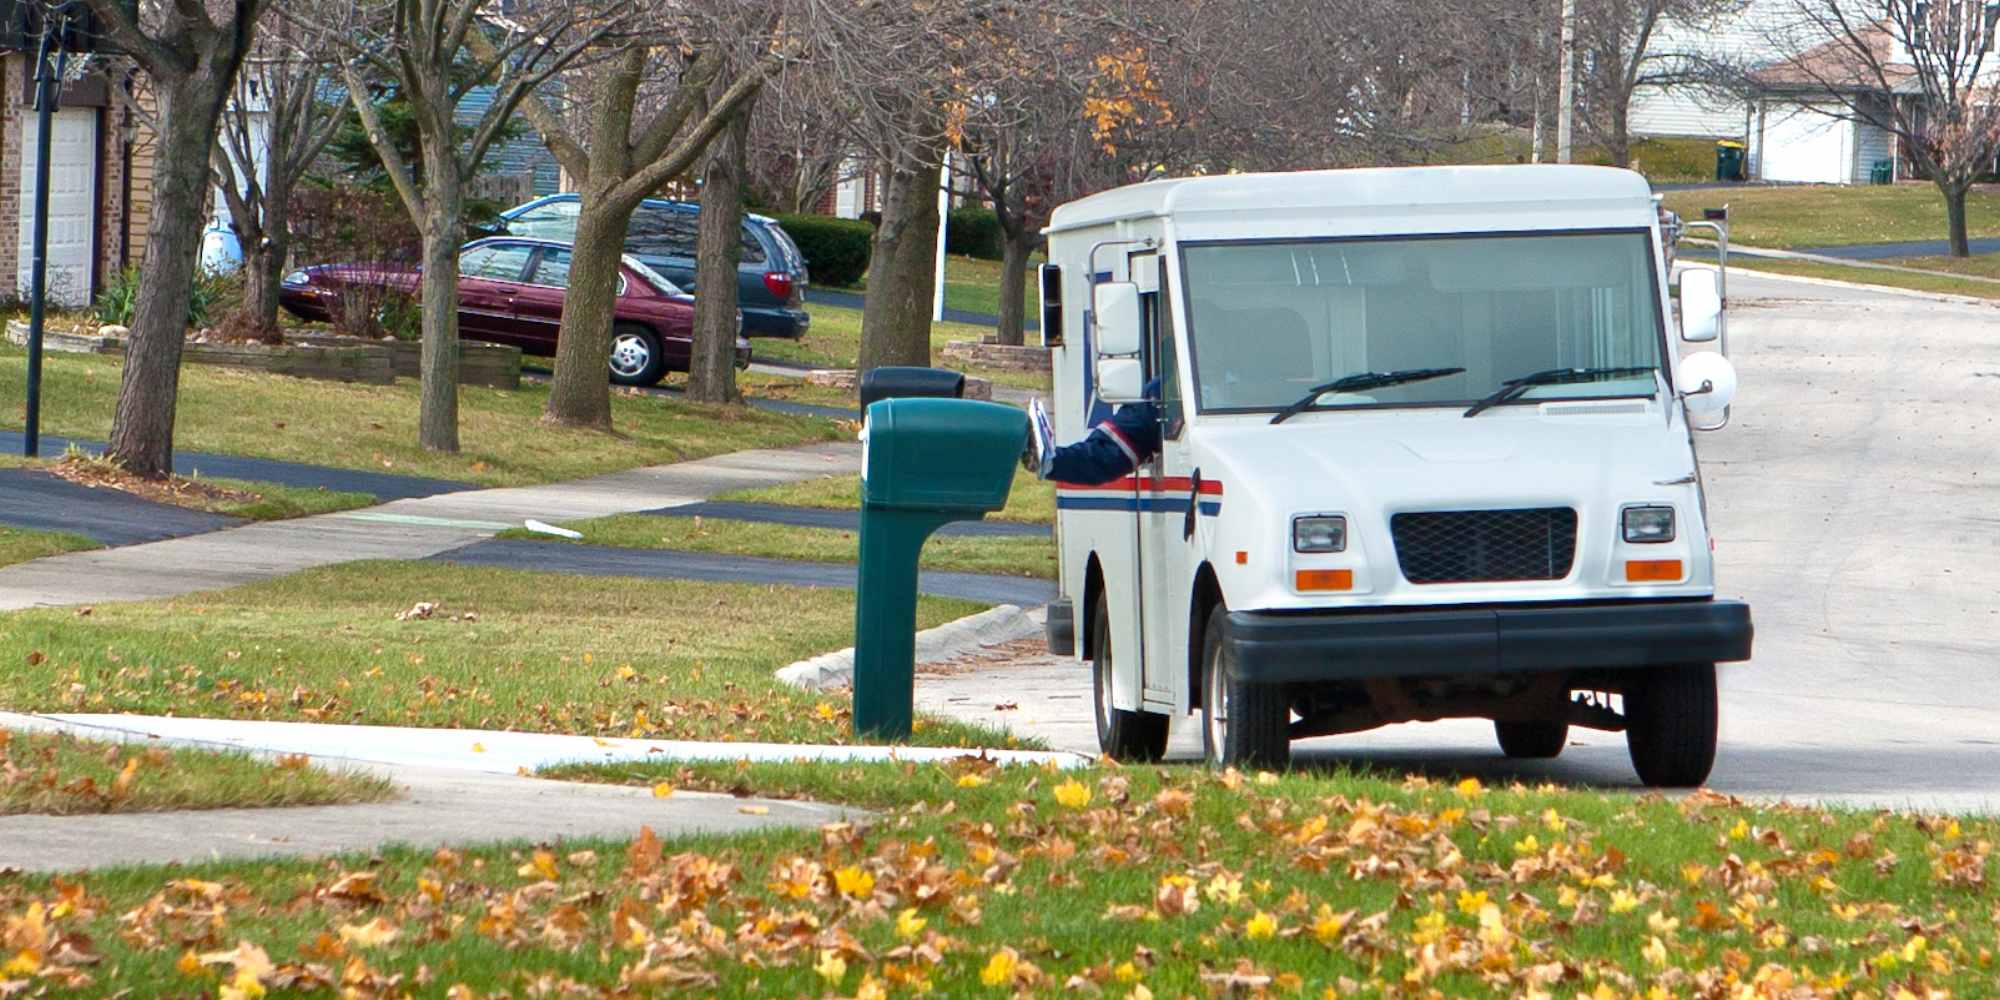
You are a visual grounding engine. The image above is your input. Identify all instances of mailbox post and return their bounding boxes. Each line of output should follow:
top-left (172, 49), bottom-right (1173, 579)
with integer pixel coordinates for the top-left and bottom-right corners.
top-left (854, 396), bottom-right (1029, 740)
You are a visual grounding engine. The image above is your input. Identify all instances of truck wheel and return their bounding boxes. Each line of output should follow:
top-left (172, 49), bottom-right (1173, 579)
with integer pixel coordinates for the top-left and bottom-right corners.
top-left (1091, 593), bottom-right (1168, 761)
top-left (1624, 664), bottom-right (1718, 787)
top-left (1495, 721), bottom-right (1569, 759)
top-left (1200, 604), bottom-right (1289, 769)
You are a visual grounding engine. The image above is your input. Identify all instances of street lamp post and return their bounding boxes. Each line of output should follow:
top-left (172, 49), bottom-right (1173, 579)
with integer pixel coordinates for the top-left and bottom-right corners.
top-left (23, 1), bottom-right (81, 459)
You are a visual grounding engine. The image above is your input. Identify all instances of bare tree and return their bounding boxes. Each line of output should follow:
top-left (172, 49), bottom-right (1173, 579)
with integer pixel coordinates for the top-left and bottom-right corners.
top-left (82, 0), bottom-right (268, 479)
top-left (471, 9), bottom-right (780, 428)
top-left (212, 5), bottom-right (350, 341)
top-left (1569, 0), bottom-right (1739, 167)
top-left (331, 0), bottom-right (617, 451)
top-left (688, 99), bottom-right (754, 403)
top-left (1748, 1), bottom-right (2000, 255)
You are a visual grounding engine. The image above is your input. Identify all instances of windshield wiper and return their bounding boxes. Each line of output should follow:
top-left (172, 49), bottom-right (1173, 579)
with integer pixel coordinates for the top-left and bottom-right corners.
top-left (1462, 366), bottom-right (1658, 418)
top-left (1269, 367), bottom-right (1466, 425)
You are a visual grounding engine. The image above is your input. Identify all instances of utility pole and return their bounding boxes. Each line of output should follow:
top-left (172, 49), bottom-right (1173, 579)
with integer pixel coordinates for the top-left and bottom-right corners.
top-left (1557, 0), bottom-right (1576, 164)
top-left (25, 2), bottom-right (80, 459)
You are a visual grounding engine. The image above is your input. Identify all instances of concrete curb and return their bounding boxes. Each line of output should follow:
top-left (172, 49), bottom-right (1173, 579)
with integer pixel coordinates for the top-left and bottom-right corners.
top-left (1679, 257), bottom-right (2000, 309)
top-left (777, 604), bottom-right (1042, 691)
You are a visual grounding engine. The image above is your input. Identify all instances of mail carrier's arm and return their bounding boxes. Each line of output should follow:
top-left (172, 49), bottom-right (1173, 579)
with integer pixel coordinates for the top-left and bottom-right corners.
top-left (1029, 381), bottom-right (1163, 485)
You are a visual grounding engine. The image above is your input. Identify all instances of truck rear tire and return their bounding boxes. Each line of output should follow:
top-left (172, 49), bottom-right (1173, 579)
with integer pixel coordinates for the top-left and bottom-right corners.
top-left (1495, 720), bottom-right (1569, 759)
top-left (1092, 593), bottom-right (1168, 761)
top-left (1624, 663), bottom-right (1718, 787)
top-left (1200, 604), bottom-right (1289, 770)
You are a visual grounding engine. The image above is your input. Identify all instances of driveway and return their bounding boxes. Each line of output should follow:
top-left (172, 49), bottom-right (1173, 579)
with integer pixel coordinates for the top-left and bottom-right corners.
top-left (918, 269), bottom-right (2000, 812)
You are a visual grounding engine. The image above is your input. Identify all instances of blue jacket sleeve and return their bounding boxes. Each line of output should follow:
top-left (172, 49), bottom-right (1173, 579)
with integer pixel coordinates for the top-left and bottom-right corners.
top-left (1047, 382), bottom-right (1162, 484)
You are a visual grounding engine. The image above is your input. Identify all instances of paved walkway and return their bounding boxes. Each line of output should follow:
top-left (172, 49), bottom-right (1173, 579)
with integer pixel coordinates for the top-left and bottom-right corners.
top-left (0, 441), bottom-right (861, 610)
top-left (433, 539), bottom-right (1057, 606)
top-left (0, 712), bottom-right (1082, 872)
top-left (0, 431), bottom-right (469, 500)
top-left (1798, 237), bottom-right (2000, 260)
top-left (647, 500), bottom-right (1050, 538)
top-left (0, 469), bottom-right (243, 545)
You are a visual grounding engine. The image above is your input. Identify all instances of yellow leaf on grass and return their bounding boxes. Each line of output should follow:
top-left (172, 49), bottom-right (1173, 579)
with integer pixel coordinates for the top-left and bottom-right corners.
top-left (1455, 777), bottom-right (1484, 797)
top-left (2, 949), bottom-right (40, 977)
top-left (221, 969), bottom-right (266, 1000)
top-left (175, 949), bottom-right (204, 977)
top-left (518, 850), bottom-right (559, 881)
top-left (1456, 890), bottom-right (1490, 915)
top-left (834, 866), bottom-right (875, 898)
top-left (1053, 778), bottom-right (1091, 809)
top-left (1610, 890), bottom-right (1640, 914)
top-left (338, 918), bottom-right (399, 949)
top-left (980, 948), bottom-right (1020, 986)
top-left (652, 783), bottom-right (674, 799)
top-left (895, 908), bottom-right (927, 940)
top-left (616, 665), bottom-right (637, 681)
top-left (957, 773), bottom-right (988, 788)
top-left (1245, 911), bottom-right (1277, 940)
top-left (814, 949), bottom-right (848, 984)
top-left (814, 702), bottom-right (837, 722)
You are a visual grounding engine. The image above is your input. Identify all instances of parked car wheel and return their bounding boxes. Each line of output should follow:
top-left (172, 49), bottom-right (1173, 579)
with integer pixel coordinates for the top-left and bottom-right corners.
top-left (1624, 664), bottom-right (1718, 787)
top-left (608, 323), bottom-right (667, 387)
top-left (1092, 593), bottom-right (1169, 762)
top-left (1494, 720), bottom-right (1569, 759)
top-left (1200, 604), bottom-right (1288, 770)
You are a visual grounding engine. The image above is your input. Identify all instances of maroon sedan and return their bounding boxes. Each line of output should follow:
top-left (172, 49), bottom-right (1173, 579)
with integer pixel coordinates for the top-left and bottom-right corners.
top-left (280, 236), bottom-right (751, 386)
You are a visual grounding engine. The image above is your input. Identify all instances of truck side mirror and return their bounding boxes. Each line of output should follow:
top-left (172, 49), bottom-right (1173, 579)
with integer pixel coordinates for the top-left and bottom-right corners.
top-left (1092, 281), bottom-right (1142, 356)
top-left (1679, 268), bottom-right (1721, 343)
top-left (1091, 280), bottom-right (1146, 404)
top-left (1677, 351), bottom-right (1737, 423)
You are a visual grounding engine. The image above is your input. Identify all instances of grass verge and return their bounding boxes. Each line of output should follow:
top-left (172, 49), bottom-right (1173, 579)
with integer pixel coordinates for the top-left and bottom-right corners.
top-left (0, 527), bottom-right (97, 569)
top-left (0, 346), bottom-right (842, 488)
top-left (0, 728), bottom-right (394, 815)
top-left (720, 466), bottom-right (1054, 525)
top-left (6, 759), bottom-right (1993, 995)
top-left (818, 254), bottom-right (1042, 322)
top-left (1726, 255), bottom-right (2000, 301)
top-left (759, 305), bottom-right (1052, 393)
top-left (1662, 183), bottom-right (2000, 250)
top-left (0, 560), bottom-right (1009, 747)
top-left (495, 513), bottom-right (1054, 579)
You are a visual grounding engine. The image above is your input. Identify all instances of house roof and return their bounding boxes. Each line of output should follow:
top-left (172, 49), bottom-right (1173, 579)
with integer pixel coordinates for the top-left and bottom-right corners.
top-left (1752, 21), bottom-right (1915, 94)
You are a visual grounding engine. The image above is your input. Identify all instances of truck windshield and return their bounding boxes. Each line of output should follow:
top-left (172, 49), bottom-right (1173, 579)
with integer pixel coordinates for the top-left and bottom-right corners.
top-left (1180, 231), bottom-right (1664, 413)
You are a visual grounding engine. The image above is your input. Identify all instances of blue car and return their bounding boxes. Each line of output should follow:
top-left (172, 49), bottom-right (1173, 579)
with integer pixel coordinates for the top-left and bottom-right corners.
top-left (498, 194), bottom-right (812, 339)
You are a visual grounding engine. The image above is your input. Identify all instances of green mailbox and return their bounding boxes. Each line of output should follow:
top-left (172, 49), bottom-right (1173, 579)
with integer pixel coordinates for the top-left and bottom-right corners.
top-left (854, 397), bottom-right (1029, 740)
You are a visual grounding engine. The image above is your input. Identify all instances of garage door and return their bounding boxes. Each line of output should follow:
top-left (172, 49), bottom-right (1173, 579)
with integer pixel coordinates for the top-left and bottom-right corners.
top-left (18, 109), bottom-right (98, 308)
top-left (1759, 104), bottom-right (1853, 185)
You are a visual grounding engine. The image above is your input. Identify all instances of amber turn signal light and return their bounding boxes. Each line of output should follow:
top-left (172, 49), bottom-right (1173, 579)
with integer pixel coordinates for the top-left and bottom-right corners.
top-left (1624, 559), bottom-right (1683, 582)
top-left (1295, 569), bottom-right (1353, 591)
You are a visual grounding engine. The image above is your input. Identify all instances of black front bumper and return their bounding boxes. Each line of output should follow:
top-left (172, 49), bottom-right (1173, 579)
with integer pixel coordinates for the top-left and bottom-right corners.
top-left (1223, 599), bottom-right (1752, 684)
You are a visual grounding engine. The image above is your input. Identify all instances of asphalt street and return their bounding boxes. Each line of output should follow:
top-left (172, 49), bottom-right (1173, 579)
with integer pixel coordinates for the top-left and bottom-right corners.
top-left (920, 268), bottom-right (2000, 812)
top-left (0, 432), bottom-right (469, 501)
top-left (0, 469), bottom-right (244, 545)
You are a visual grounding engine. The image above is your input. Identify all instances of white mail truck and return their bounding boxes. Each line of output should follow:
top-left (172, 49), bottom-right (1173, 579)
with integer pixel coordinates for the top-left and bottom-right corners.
top-left (1037, 165), bottom-right (1752, 787)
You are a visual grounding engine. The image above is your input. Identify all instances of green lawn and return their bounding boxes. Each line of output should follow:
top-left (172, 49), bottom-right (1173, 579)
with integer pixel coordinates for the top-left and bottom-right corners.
top-left (0, 728), bottom-right (393, 815)
top-left (200, 479), bottom-right (377, 520)
top-left (821, 254), bottom-right (1041, 323)
top-left (720, 465), bottom-right (1055, 525)
top-left (495, 512), bottom-right (1054, 579)
top-left (1876, 252), bottom-right (2000, 280)
top-left (0, 346), bottom-right (842, 487)
top-left (0, 560), bottom-right (1008, 747)
top-left (1662, 183), bottom-right (2000, 250)
top-left (0, 526), bottom-right (97, 568)
top-left (759, 305), bottom-right (1052, 393)
top-left (1728, 254), bottom-right (2000, 300)
top-left (8, 759), bottom-right (1994, 995)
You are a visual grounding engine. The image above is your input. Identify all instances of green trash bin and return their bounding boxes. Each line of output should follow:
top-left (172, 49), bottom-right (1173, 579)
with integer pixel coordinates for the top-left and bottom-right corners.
top-left (1715, 140), bottom-right (1746, 182)
top-left (1870, 158), bottom-right (1894, 185)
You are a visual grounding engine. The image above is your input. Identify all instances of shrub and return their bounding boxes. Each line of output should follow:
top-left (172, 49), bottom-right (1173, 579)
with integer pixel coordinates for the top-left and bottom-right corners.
top-left (92, 267), bottom-right (238, 331)
top-left (946, 206), bottom-right (1004, 260)
top-left (774, 214), bottom-right (874, 288)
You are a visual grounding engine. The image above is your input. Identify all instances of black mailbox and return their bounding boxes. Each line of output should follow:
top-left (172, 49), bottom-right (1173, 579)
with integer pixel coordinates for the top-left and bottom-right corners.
top-left (858, 366), bottom-right (966, 409)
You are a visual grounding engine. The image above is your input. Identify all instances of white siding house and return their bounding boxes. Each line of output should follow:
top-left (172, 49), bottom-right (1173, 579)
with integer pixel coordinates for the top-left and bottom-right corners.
top-left (1628, 0), bottom-right (1798, 139)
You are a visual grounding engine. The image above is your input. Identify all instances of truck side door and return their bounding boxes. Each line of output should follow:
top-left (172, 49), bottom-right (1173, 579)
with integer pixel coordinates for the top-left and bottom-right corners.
top-left (1133, 252), bottom-right (1195, 709)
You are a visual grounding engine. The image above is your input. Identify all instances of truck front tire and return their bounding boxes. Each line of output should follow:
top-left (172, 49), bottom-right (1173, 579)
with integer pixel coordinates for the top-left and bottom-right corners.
top-left (1092, 593), bottom-right (1168, 761)
top-left (1495, 720), bottom-right (1569, 759)
top-left (1200, 605), bottom-right (1289, 770)
top-left (1624, 663), bottom-right (1718, 787)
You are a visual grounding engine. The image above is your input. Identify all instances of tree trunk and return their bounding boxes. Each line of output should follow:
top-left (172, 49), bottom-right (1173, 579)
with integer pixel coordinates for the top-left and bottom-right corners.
top-left (107, 72), bottom-right (226, 479)
top-left (417, 206), bottom-right (463, 453)
top-left (239, 242), bottom-right (285, 344)
top-left (995, 228), bottom-right (1034, 347)
top-left (858, 151), bottom-right (944, 372)
top-left (688, 108), bottom-right (750, 404)
top-left (541, 189), bottom-right (634, 429)
top-left (1608, 96), bottom-right (1632, 169)
top-left (1944, 181), bottom-right (1972, 257)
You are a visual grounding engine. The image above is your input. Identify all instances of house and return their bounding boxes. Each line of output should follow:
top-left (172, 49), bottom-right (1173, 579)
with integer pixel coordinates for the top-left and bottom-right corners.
top-left (1742, 23), bottom-right (1903, 185)
top-left (0, 6), bottom-right (150, 309)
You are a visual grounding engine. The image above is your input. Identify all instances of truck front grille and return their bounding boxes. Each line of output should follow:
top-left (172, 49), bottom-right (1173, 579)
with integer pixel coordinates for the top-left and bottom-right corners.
top-left (1390, 507), bottom-right (1578, 584)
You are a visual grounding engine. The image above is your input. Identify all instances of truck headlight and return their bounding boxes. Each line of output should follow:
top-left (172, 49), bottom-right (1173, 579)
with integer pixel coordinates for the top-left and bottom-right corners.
top-left (1292, 514), bottom-right (1346, 553)
top-left (1622, 505), bottom-right (1675, 543)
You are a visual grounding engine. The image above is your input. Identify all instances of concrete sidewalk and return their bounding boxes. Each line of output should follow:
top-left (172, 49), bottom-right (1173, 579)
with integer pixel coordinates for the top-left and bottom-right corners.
top-left (0, 441), bottom-right (860, 610)
top-left (0, 711), bottom-right (1085, 872)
